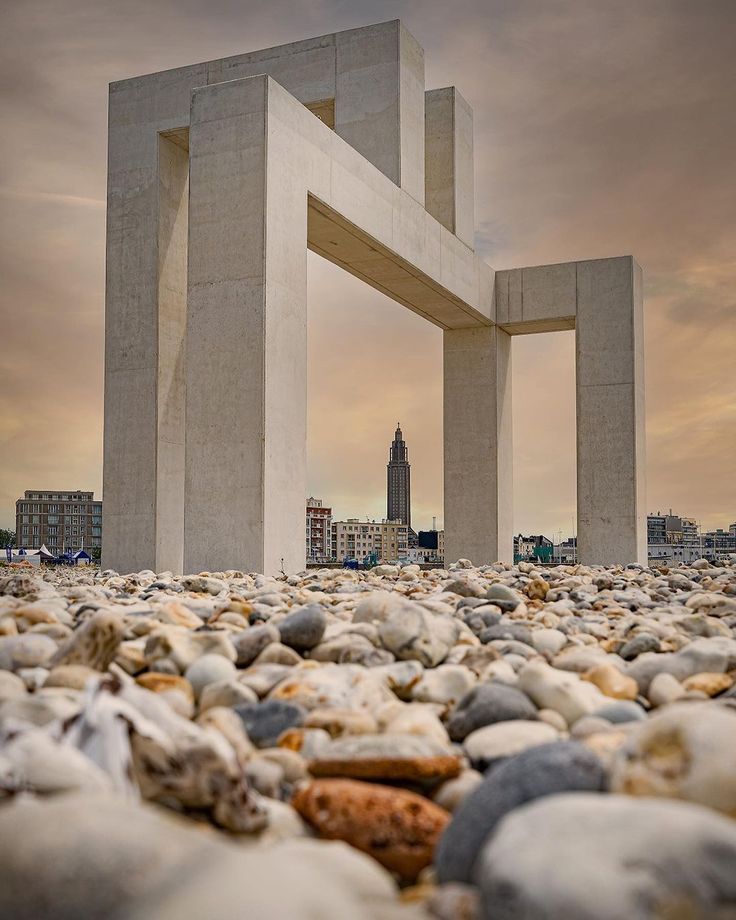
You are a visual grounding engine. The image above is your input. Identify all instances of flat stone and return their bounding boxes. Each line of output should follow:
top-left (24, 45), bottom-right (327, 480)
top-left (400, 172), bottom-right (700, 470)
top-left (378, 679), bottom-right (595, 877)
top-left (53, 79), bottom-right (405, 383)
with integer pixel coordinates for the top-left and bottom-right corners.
top-left (447, 682), bottom-right (538, 742)
top-left (305, 707), bottom-right (378, 737)
top-left (1, 731), bottom-right (113, 794)
top-left (293, 778), bottom-right (450, 881)
top-left (592, 700), bottom-right (647, 724)
top-left (308, 734), bottom-right (461, 782)
top-left (436, 741), bottom-right (607, 883)
top-left (477, 793), bottom-right (736, 919)
top-left (463, 720), bottom-right (559, 770)
top-left (432, 770), bottom-right (484, 813)
top-left (682, 671), bottom-right (733, 696)
top-left (0, 669), bottom-right (26, 703)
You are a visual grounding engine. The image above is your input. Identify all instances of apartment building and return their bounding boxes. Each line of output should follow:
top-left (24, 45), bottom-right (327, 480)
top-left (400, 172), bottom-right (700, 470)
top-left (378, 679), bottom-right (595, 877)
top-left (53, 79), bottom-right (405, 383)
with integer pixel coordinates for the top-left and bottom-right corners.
top-left (331, 518), bottom-right (409, 563)
top-left (306, 497), bottom-right (332, 562)
top-left (15, 490), bottom-right (102, 554)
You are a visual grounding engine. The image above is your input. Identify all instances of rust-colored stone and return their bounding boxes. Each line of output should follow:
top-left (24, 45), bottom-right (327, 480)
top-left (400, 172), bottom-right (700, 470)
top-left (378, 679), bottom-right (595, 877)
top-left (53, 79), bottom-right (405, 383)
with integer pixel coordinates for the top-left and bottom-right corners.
top-left (292, 778), bottom-right (449, 881)
top-left (308, 755), bottom-right (460, 783)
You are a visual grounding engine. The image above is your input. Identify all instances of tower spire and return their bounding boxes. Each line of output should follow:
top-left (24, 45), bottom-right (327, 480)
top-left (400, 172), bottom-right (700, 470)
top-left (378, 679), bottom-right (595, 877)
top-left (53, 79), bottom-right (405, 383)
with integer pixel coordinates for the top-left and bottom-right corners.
top-left (387, 423), bottom-right (411, 527)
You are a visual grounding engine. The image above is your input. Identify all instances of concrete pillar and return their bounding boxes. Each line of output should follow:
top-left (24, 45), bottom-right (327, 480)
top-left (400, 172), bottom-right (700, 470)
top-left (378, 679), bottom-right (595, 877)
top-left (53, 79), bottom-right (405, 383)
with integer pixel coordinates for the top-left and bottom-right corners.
top-left (443, 326), bottom-right (513, 565)
top-left (336, 21), bottom-right (425, 204)
top-left (425, 87), bottom-right (474, 247)
top-left (103, 69), bottom-right (202, 574)
top-left (185, 76), bottom-right (307, 575)
top-left (576, 256), bottom-right (646, 565)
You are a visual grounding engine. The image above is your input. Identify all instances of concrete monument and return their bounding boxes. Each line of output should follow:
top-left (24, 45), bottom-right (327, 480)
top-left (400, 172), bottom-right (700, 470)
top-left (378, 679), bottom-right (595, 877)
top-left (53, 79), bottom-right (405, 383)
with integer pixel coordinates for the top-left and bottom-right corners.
top-left (103, 20), bottom-right (646, 574)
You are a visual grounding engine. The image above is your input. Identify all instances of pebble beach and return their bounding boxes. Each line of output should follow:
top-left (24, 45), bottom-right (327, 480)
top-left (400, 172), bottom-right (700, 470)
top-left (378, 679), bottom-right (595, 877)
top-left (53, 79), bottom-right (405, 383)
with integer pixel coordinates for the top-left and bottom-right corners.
top-left (1, 557), bottom-right (736, 918)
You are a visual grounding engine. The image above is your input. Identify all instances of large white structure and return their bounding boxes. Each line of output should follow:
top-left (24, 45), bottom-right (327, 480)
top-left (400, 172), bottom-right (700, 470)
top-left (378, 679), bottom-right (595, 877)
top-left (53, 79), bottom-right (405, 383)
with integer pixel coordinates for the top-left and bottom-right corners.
top-left (103, 20), bottom-right (646, 574)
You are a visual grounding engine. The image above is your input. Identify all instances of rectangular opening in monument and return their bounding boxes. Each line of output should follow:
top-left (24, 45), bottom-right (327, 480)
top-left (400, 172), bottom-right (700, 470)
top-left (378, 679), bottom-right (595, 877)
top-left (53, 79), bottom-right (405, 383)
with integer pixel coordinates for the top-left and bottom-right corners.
top-left (306, 250), bottom-right (442, 560)
top-left (512, 329), bottom-right (576, 552)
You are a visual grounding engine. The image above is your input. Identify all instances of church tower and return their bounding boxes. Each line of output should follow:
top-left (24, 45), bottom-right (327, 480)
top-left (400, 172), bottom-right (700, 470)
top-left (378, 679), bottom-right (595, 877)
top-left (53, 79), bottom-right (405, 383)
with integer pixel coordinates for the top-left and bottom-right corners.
top-left (387, 423), bottom-right (411, 527)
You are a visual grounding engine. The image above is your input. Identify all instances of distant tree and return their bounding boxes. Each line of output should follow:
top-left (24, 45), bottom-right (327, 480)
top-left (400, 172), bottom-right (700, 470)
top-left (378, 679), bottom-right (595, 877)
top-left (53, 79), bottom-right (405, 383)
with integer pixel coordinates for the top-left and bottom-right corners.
top-left (0, 529), bottom-right (15, 548)
top-left (90, 546), bottom-right (102, 563)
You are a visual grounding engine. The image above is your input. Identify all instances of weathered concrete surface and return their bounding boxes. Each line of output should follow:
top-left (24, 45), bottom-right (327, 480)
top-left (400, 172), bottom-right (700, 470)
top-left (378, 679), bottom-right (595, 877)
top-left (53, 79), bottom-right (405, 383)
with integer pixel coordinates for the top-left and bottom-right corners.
top-left (103, 20), bottom-right (647, 575)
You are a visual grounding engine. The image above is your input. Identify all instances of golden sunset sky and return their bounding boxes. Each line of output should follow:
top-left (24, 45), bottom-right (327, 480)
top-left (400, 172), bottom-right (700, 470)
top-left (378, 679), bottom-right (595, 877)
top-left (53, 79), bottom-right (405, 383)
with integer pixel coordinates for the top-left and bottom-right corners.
top-left (1, 0), bottom-right (734, 537)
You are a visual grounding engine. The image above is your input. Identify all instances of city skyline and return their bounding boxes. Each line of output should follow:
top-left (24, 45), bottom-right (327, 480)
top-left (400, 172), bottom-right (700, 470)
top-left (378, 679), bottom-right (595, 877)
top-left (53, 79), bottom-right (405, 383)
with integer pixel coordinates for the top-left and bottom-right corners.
top-left (1, 1), bottom-right (735, 539)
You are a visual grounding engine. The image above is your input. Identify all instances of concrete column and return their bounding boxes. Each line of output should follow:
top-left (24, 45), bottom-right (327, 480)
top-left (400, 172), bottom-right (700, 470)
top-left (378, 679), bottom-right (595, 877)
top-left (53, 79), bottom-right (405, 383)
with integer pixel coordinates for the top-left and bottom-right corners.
top-left (336, 21), bottom-right (425, 204)
top-left (185, 75), bottom-right (307, 575)
top-left (443, 326), bottom-right (513, 565)
top-left (425, 87), bottom-right (474, 247)
top-left (576, 256), bottom-right (646, 565)
top-left (103, 69), bottom-right (202, 574)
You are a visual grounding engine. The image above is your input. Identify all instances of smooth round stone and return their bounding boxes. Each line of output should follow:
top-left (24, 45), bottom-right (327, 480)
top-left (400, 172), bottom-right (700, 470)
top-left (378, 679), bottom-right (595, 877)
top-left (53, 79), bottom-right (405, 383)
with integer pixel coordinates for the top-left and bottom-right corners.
top-left (518, 660), bottom-right (606, 725)
top-left (184, 653), bottom-right (236, 699)
top-left (463, 606), bottom-right (502, 635)
top-left (478, 793), bottom-right (736, 919)
top-left (379, 702), bottom-right (449, 745)
top-left (432, 769), bottom-right (484, 812)
top-left (647, 671), bottom-right (685, 706)
top-left (436, 741), bottom-right (607, 883)
top-left (198, 678), bottom-right (258, 712)
top-left (352, 591), bottom-right (407, 624)
top-left (552, 645), bottom-right (609, 673)
top-left (463, 720), bottom-right (559, 770)
top-left (682, 671), bottom-right (733, 696)
top-left (378, 605), bottom-right (456, 667)
top-left (592, 701), bottom-right (647, 724)
top-left (0, 693), bottom-right (80, 726)
top-left (135, 672), bottom-right (195, 704)
top-left (537, 708), bottom-right (568, 731)
top-left (0, 633), bottom-right (58, 671)
top-left (582, 662), bottom-right (638, 700)
top-left (531, 628), bottom-right (567, 656)
top-left (257, 747), bottom-right (308, 783)
top-left (619, 632), bottom-right (661, 660)
top-left (245, 756), bottom-right (284, 798)
top-left (253, 642), bottom-right (303, 666)
top-left (45, 664), bottom-right (101, 691)
top-left (2, 731), bottom-right (113, 794)
top-left (411, 665), bottom-right (476, 707)
top-left (235, 699), bottom-right (306, 748)
top-left (0, 670), bottom-right (26, 703)
top-left (269, 664), bottom-right (394, 711)
top-left (444, 577), bottom-right (487, 598)
top-left (278, 604), bottom-right (327, 652)
top-left (232, 624), bottom-right (279, 667)
top-left (481, 659), bottom-right (518, 685)
top-left (570, 715), bottom-right (618, 739)
top-left (485, 584), bottom-right (523, 611)
top-left (611, 702), bottom-right (736, 815)
top-left (479, 623), bottom-right (533, 646)
top-left (447, 682), bottom-right (538, 742)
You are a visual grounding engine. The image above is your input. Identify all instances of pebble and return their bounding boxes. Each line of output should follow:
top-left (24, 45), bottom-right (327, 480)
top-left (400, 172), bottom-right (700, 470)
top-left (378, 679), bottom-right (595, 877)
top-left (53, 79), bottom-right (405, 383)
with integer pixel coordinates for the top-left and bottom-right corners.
top-left (308, 733), bottom-right (461, 783)
top-left (278, 604), bottom-right (327, 651)
top-left (235, 699), bottom-right (306, 748)
top-left (184, 653), bottom-right (236, 699)
top-left (2, 559), bottom-right (736, 914)
top-left (436, 741), bottom-right (607, 883)
top-left (463, 720), bottom-right (559, 770)
top-left (611, 702), bottom-right (736, 815)
top-left (446, 682), bottom-right (538, 742)
top-left (477, 793), bottom-right (736, 919)
top-left (293, 778), bottom-right (450, 881)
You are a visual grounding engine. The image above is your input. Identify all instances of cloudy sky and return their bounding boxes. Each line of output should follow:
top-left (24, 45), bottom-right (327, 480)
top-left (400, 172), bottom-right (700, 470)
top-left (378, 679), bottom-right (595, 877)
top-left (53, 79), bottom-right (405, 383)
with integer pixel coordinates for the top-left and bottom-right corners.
top-left (1, 0), bottom-right (734, 538)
